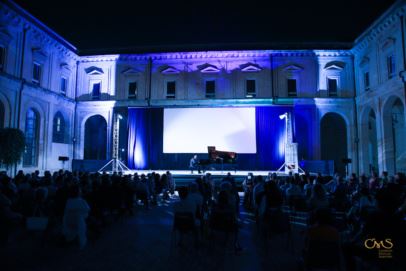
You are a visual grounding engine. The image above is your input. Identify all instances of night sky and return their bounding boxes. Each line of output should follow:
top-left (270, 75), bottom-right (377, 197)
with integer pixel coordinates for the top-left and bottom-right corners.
top-left (12, 0), bottom-right (397, 54)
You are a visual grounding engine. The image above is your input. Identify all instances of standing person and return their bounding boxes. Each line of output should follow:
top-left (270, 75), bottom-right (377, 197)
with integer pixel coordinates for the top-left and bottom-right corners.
top-left (136, 174), bottom-right (149, 209)
top-left (62, 185), bottom-right (90, 249)
top-left (242, 173), bottom-right (254, 209)
top-left (166, 171), bottom-right (175, 196)
top-left (189, 155), bottom-right (201, 174)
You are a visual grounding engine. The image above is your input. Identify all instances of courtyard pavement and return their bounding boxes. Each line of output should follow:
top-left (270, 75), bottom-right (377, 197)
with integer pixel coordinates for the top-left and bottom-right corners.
top-left (2, 196), bottom-right (305, 271)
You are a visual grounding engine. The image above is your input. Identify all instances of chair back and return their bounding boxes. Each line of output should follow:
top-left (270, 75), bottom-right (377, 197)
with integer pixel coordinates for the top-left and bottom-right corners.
top-left (209, 210), bottom-right (236, 232)
top-left (306, 240), bottom-right (340, 269)
top-left (265, 208), bottom-right (290, 234)
top-left (173, 212), bottom-right (195, 232)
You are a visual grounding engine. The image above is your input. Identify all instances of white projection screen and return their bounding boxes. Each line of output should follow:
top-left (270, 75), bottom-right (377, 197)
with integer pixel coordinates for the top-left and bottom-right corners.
top-left (163, 107), bottom-right (256, 153)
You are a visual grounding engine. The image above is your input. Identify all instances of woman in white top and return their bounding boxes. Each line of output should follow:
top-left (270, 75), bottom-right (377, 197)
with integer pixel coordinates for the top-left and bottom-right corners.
top-left (62, 185), bottom-right (90, 249)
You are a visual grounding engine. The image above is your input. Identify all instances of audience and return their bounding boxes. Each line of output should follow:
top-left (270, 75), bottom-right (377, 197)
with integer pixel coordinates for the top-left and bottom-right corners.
top-left (1, 168), bottom-right (405, 269)
top-left (308, 183), bottom-right (329, 210)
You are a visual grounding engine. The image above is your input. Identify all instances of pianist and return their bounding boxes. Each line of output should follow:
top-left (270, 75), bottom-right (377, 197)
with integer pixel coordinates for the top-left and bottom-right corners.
top-left (189, 154), bottom-right (201, 174)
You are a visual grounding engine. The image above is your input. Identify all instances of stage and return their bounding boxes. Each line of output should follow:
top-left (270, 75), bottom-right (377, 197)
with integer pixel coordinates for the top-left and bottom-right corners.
top-left (106, 169), bottom-right (302, 187)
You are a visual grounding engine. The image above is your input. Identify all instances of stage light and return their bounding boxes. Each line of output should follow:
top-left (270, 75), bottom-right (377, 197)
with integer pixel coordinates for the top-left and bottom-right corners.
top-left (98, 113), bottom-right (129, 172)
top-left (279, 113), bottom-right (287, 120)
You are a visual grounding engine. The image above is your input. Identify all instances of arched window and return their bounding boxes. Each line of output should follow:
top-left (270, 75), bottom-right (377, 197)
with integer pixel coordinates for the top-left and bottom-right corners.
top-left (52, 112), bottom-right (66, 143)
top-left (383, 97), bottom-right (406, 173)
top-left (23, 108), bottom-right (39, 166)
top-left (367, 110), bottom-right (378, 174)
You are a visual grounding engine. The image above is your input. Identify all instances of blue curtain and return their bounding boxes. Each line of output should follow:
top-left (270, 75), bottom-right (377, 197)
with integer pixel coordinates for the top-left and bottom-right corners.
top-left (252, 106), bottom-right (293, 169)
top-left (128, 108), bottom-right (163, 169)
top-left (127, 108), bottom-right (148, 169)
top-left (293, 106), bottom-right (315, 161)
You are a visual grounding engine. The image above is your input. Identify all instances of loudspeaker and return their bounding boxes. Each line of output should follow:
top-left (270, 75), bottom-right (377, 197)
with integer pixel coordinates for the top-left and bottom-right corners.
top-left (342, 158), bottom-right (352, 164)
top-left (58, 156), bottom-right (69, 161)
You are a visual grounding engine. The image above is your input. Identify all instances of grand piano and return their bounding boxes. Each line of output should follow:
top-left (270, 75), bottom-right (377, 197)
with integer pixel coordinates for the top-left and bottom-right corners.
top-left (198, 146), bottom-right (237, 172)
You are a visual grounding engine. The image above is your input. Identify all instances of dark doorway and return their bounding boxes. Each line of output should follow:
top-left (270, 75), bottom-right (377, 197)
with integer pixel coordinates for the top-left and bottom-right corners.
top-left (321, 113), bottom-right (348, 175)
top-left (84, 115), bottom-right (107, 160)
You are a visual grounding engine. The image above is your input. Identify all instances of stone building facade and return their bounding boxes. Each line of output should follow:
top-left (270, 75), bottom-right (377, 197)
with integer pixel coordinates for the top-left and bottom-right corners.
top-left (0, 0), bottom-right (405, 175)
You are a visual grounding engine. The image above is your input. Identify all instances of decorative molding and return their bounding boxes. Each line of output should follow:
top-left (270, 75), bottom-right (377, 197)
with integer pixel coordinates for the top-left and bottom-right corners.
top-left (353, 5), bottom-right (406, 54)
top-left (80, 55), bottom-right (120, 63)
top-left (60, 62), bottom-right (71, 72)
top-left (313, 50), bottom-right (353, 57)
top-left (85, 66), bottom-right (104, 75)
top-left (90, 50), bottom-right (352, 62)
top-left (198, 63), bottom-right (220, 73)
top-left (1, 1), bottom-right (78, 55)
top-left (283, 64), bottom-right (303, 72)
top-left (359, 56), bottom-right (370, 67)
top-left (381, 37), bottom-right (396, 51)
top-left (32, 47), bottom-right (47, 63)
top-left (399, 70), bottom-right (406, 83)
top-left (0, 27), bottom-right (12, 45)
top-left (122, 67), bottom-right (141, 75)
top-left (324, 61), bottom-right (345, 71)
top-left (240, 62), bottom-right (262, 72)
top-left (160, 66), bottom-right (180, 74)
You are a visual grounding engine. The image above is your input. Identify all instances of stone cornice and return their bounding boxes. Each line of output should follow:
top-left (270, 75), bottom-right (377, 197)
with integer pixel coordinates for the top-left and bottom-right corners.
top-left (0, 71), bottom-right (75, 103)
top-left (81, 50), bottom-right (353, 63)
top-left (312, 50), bottom-right (353, 57)
top-left (22, 83), bottom-right (75, 104)
top-left (1, 1), bottom-right (79, 60)
top-left (352, 2), bottom-right (406, 54)
top-left (80, 55), bottom-right (121, 63)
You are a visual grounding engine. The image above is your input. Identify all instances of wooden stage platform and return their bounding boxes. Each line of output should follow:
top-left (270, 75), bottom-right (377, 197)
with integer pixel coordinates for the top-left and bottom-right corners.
top-left (114, 169), bottom-right (295, 187)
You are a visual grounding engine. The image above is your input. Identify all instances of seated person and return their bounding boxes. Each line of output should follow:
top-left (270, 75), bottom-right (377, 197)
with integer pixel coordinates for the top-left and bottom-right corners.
top-left (189, 155), bottom-right (201, 174)
top-left (173, 187), bottom-right (199, 247)
top-left (343, 187), bottom-right (406, 271)
top-left (210, 190), bottom-right (242, 251)
top-left (305, 208), bottom-right (339, 243)
top-left (308, 184), bottom-right (329, 211)
top-left (174, 186), bottom-right (197, 220)
top-left (187, 183), bottom-right (204, 218)
top-left (303, 208), bottom-right (340, 269)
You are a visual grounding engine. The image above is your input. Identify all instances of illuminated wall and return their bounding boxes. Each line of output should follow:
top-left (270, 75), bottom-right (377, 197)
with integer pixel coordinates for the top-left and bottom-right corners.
top-left (1, 0), bottom-right (405, 174)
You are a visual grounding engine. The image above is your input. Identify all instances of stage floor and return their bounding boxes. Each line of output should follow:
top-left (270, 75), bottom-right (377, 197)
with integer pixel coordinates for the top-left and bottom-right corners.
top-left (118, 169), bottom-right (287, 177)
top-left (111, 169), bottom-right (296, 186)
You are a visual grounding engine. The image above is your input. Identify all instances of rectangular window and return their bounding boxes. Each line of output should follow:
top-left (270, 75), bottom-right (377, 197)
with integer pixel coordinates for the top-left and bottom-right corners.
top-left (92, 82), bottom-right (101, 100)
top-left (166, 81), bottom-right (176, 99)
top-left (32, 63), bottom-right (41, 85)
top-left (387, 55), bottom-right (395, 79)
top-left (328, 78), bottom-right (338, 96)
top-left (246, 79), bottom-right (256, 98)
top-left (128, 82), bottom-right (137, 98)
top-left (60, 77), bottom-right (67, 95)
top-left (205, 80), bottom-right (215, 98)
top-left (364, 72), bottom-right (370, 91)
top-left (287, 79), bottom-right (297, 97)
top-left (0, 46), bottom-right (4, 72)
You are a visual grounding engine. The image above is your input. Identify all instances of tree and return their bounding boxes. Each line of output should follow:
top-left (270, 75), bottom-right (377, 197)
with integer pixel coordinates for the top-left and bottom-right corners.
top-left (0, 128), bottom-right (25, 169)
